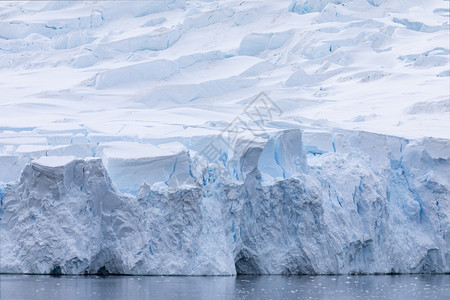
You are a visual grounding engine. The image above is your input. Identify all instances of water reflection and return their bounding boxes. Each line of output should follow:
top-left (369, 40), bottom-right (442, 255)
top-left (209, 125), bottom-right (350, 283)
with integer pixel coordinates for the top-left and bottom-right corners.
top-left (1, 274), bottom-right (449, 299)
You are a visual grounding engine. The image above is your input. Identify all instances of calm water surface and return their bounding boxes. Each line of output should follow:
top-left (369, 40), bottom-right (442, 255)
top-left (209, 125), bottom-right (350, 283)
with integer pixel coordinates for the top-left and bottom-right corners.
top-left (1, 274), bottom-right (449, 299)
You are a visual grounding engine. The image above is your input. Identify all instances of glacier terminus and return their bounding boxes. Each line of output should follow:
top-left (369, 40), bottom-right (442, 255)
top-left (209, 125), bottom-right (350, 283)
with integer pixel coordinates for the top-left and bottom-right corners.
top-left (0, 0), bottom-right (449, 276)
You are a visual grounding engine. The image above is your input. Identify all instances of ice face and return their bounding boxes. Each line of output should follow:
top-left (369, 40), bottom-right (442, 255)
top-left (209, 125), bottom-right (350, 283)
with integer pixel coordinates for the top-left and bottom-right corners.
top-left (0, 129), bottom-right (448, 275)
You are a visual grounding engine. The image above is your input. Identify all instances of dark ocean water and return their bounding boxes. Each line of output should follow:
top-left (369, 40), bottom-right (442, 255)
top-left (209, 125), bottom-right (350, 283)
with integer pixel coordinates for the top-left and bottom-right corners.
top-left (1, 274), bottom-right (449, 299)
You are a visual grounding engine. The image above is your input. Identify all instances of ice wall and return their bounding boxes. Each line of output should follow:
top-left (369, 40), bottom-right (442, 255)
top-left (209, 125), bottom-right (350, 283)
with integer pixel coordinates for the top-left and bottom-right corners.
top-left (1, 129), bottom-right (448, 275)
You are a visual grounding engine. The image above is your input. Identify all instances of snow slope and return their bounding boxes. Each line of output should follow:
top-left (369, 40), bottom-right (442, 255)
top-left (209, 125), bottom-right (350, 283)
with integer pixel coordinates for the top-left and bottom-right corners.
top-left (0, 0), bottom-right (449, 275)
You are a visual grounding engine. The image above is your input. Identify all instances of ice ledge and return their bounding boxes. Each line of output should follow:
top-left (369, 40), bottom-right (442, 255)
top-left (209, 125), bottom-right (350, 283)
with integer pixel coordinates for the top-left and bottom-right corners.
top-left (32, 155), bottom-right (78, 168)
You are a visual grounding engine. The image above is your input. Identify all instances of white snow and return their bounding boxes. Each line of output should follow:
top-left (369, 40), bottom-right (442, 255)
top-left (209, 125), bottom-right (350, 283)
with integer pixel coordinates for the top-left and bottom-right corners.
top-left (33, 155), bottom-right (77, 168)
top-left (97, 141), bottom-right (194, 194)
top-left (0, 0), bottom-right (449, 275)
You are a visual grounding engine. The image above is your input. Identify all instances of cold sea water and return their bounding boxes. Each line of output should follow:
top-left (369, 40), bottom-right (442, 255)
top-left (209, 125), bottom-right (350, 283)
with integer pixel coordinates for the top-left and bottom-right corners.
top-left (1, 274), bottom-right (449, 299)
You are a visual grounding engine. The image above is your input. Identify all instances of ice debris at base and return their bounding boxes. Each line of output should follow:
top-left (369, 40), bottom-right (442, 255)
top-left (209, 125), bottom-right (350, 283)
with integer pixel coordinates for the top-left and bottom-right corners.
top-left (0, 129), bottom-right (449, 275)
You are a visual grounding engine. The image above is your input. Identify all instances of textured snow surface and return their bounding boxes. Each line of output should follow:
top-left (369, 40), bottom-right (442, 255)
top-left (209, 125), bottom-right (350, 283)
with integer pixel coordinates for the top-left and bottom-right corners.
top-left (0, 0), bottom-right (449, 275)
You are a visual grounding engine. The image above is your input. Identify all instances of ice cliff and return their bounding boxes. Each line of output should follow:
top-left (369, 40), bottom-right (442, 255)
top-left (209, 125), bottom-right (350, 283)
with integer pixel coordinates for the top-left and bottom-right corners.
top-left (1, 129), bottom-right (448, 275)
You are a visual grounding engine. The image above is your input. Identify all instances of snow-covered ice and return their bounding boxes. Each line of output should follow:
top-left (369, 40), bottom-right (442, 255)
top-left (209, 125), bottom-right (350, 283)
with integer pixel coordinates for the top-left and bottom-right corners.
top-left (0, 0), bottom-right (449, 275)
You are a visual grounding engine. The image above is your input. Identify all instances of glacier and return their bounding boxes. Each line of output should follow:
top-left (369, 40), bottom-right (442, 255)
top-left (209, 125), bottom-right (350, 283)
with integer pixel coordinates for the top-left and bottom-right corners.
top-left (0, 0), bottom-right (449, 275)
top-left (1, 129), bottom-right (448, 275)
